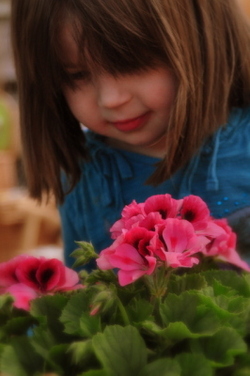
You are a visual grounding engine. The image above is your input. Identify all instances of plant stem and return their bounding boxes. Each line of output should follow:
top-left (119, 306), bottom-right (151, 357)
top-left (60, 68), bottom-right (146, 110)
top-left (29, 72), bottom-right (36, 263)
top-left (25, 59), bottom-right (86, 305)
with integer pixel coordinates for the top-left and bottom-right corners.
top-left (117, 298), bottom-right (130, 326)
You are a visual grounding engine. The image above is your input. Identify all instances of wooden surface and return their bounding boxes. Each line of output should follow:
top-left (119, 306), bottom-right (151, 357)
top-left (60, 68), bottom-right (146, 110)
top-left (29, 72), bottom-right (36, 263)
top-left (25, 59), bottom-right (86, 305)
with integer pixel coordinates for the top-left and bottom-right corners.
top-left (0, 190), bottom-right (62, 261)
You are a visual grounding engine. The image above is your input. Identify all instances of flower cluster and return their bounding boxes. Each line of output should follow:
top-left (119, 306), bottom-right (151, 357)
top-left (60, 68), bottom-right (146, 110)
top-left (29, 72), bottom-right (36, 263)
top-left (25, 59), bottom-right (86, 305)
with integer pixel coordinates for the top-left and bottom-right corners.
top-left (0, 255), bottom-right (82, 310)
top-left (97, 194), bottom-right (250, 285)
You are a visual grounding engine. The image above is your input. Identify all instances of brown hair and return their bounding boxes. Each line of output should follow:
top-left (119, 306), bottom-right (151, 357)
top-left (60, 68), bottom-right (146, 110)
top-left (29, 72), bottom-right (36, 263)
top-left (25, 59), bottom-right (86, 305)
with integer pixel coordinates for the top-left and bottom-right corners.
top-left (11, 0), bottom-right (250, 202)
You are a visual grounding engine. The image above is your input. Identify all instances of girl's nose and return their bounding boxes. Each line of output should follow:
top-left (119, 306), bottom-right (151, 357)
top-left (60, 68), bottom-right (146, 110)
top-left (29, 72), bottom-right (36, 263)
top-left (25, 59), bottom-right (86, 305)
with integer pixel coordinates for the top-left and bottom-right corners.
top-left (96, 74), bottom-right (132, 109)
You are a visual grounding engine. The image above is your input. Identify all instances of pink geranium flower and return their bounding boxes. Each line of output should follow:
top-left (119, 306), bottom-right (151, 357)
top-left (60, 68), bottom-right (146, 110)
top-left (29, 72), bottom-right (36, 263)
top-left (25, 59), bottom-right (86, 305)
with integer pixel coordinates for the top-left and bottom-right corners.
top-left (180, 195), bottom-right (210, 229)
top-left (203, 219), bottom-right (250, 271)
top-left (98, 194), bottom-right (250, 286)
top-left (15, 256), bottom-right (42, 291)
top-left (144, 194), bottom-right (182, 219)
top-left (0, 255), bottom-right (31, 287)
top-left (179, 195), bottom-right (226, 239)
top-left (0, 255), bottom-right (82, 310)
top-left (161, 218), bottom-right (202, 268)
top-left (96, 247), bottom-right (116, 270)
top-left (110, 200), bottom-right (145, 239)
top-left (98, 228), bottom-right (157, 286)
top-left (4, 283), bottom-right (38, 311)
top-left (15, 257), bottom-right (81, 293)
top-left (97, 234), bottom-right (125, 270)
top-left (113, 243), bottom-right (156, 286)
top-left (120, 200), bottom-right (145, 219)
top-left (138, 212), bottom-right (165, 231)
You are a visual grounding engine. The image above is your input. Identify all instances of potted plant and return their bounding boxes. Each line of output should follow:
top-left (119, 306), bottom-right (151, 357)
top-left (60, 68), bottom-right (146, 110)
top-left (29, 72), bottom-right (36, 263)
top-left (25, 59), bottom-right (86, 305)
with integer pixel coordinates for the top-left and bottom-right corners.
top-left (0, 194), bottom-right (250, 376)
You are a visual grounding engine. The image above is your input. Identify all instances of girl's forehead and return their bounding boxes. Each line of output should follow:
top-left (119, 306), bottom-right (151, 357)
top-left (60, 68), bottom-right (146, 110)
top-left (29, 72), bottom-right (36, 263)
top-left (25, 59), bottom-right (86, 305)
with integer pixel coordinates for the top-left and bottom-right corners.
top-left (60, 26), bottom-right (77, 61)
top-left (58, 22), bottom-right (84, 68)
top-left (55, 6), bottom-right (168, 76)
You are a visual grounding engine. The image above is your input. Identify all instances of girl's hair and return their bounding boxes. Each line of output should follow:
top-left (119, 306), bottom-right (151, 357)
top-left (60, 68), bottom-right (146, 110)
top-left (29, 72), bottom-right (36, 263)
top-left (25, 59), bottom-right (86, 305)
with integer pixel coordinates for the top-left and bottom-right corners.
top-left (11, 0), bottom-right (250, 203)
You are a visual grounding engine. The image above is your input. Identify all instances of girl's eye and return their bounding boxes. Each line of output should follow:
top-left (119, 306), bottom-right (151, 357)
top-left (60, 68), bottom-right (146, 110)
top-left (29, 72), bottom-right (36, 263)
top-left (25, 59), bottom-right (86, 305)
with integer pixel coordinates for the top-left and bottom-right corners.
top-left (69, 71), bottom-right (91, 82)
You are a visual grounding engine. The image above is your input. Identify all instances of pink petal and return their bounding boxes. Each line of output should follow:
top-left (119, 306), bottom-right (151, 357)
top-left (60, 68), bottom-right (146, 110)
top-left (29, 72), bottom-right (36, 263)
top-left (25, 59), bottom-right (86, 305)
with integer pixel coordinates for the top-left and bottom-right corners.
top-left (5, 283), bottom-right (37, 311)
top-left (138, 212), bottom-right (164, 231)
top-left (148, 231), bottom-right (167, 261)
top-left (15, 256), bottom-right (43, 291)
top-left (123, 227), bottom-right (155, 252)
top-left (165, 252), bottom-right (199, 268)
top-left (96, 249), bottom-right (115, 270)
top-left (110, 201), bottom-right (145, 239)
top-left (144, 194), bottom-right (181, 219)
top-left (218, 248), bottom-right (250, 272)
top-left (109, 244), bottom-right (146, 271)
top-left (118, 269), bottom-right (147, 286)
top-left (180, 195), bottom-right (210, 225)
top-left (144, 255), bottom-right (157, 274)
top-left (97, 236), bottom-right (125, 270)
top-left (0, 255), bottom-right (32, 287)
top-left (117, 257), bottom-right (156, 286)
top-left (162, 218), bottom-right (198, 253)
top-left (121, 200), bottom-right (145, 219)
top-left (56, 266), bottom-right (80, 291)
top-left (195, 220), bottom-right (227, 238)
top-left (36, 258), bottom-right (66, 292)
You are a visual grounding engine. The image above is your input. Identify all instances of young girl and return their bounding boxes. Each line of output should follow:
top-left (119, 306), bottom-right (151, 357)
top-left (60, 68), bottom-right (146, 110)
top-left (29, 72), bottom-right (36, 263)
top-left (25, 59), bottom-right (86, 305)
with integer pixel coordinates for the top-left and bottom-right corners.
top-left (11, 0), bottom-right (250, 267)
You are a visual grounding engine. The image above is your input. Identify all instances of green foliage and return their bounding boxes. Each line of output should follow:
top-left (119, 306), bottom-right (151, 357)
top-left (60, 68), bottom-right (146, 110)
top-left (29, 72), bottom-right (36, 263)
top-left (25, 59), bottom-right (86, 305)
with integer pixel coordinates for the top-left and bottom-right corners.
top-left (1, 267), bottom-right (250, 376)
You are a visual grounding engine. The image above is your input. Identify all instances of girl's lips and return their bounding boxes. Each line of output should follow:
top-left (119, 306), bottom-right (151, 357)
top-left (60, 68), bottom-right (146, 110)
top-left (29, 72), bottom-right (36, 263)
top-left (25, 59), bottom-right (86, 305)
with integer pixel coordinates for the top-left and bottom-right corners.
top-left (111, 112), bottom-right (151, 132)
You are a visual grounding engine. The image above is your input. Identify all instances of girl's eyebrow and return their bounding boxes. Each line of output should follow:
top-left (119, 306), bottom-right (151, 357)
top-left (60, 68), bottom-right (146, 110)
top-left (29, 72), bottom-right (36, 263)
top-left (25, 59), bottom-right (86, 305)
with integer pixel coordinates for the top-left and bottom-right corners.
top-left (62, 61), bottom-right (82, 70)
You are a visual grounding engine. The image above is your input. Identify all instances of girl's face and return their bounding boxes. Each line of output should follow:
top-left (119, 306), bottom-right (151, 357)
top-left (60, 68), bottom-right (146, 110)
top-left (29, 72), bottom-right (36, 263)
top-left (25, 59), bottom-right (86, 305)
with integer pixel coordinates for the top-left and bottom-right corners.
top-left (61, 25), bottom-right (177, 158)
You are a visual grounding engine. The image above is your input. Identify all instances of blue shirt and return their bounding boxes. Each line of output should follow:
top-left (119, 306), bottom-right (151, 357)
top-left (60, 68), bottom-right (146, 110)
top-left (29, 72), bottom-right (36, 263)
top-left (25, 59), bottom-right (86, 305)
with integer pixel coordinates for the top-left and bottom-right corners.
top-left (59, 107), bottom-right (250, 267)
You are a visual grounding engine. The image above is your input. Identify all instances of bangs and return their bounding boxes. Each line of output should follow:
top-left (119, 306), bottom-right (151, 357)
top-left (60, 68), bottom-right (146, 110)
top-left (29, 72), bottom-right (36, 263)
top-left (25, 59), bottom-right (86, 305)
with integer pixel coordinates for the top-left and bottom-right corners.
top-left (53, 0), bottom-right (168, 87)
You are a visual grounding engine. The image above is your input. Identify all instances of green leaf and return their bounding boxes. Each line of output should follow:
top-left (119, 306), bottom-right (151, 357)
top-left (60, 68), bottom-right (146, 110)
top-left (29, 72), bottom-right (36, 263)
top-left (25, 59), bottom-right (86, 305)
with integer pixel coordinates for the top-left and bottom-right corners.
top-left (80, 370), bottom-right (108, 376)
top-left (68, 340), bottom-right (94, 366)
top-left (31, 294), bottom-right (70, 341)
top-left (0, 345), bottom-right (28, 376)
top-left (48, 343), bottom-right (72, 373)
top-left (140, 319), bottom-right (201, 345)
top-left (0, 293), bottom-right (13, 310)
top-left (0, 343), bottom-right (5, 358)
top-left (203, 270), bottom-right (250, 297)
top-left (0, 294), bottom-right (15, 339)
top-left (212, 279), bottom-right (237, 297)
top-left (227, 296), bottom-right (249, 314)
top-left (160, 292), bottom-right (221, 335)
top-left (167, 273), bottom-right (207, 295)
top-left (162, 321), bottom-right (202, 341)
top-left (60, 289), bottom-right (101, 337)
top-left (60, 290), bottom-right (90, 334)
top-left (31, 294), bottom-right (69, 321)
top-left (80, 313), bottom-right (101, 338)
top-left (139, 358), bottom-right (181, 376)
top-left (126, 298), bottom-right (153, 323)
top-left (194, 327), bottom-right (247, 367)
top-left (233, 368), bottom-right (250, 376)
top-left (175, 353), bottom-right (214, 376)
top-left (161, 292), bottom-right (200, 324)
top-left (0, 337), bottom-right (44, 376)
top-left (3, 316), bottom-right (35, 337)
top-left (92, 325), bottom-right (147, 376)
top-left (30, 326), bottom-right (56, 359)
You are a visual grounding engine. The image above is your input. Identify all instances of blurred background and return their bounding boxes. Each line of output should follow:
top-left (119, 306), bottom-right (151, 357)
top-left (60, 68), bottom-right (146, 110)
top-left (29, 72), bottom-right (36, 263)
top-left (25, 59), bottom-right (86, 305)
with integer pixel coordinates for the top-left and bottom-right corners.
top-left (0, 0), bottom-right (63, 262)
top-left (0, 0), bottom-right (249, 262)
